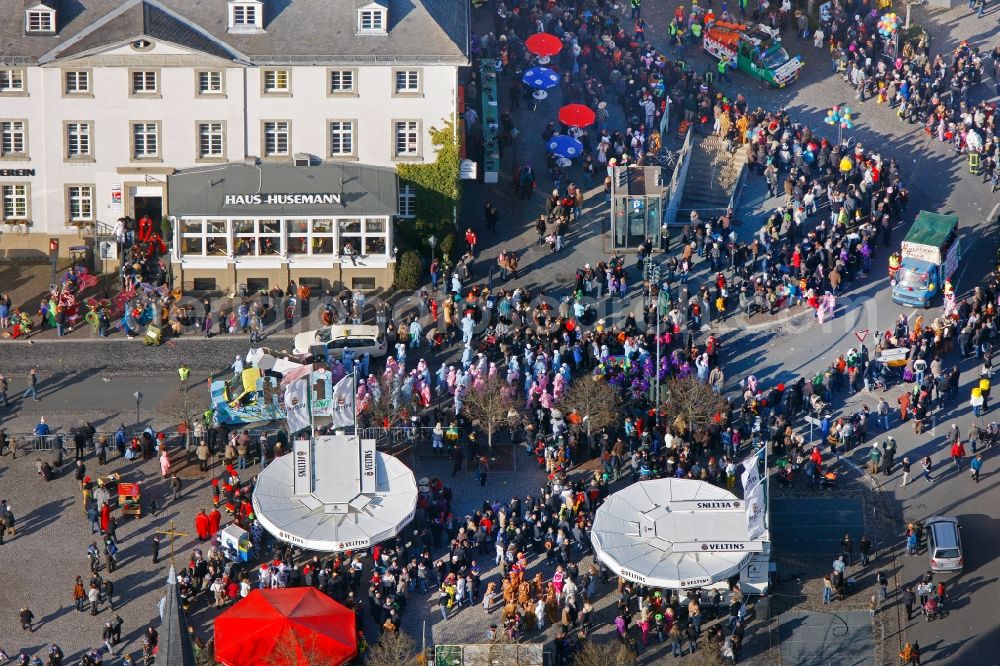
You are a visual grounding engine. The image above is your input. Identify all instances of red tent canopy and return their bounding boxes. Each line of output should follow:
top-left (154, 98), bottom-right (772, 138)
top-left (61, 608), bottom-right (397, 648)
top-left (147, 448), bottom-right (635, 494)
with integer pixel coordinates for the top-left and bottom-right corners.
top-left (526, 32), bottom-right (562, 57)
top-left (215, 588), bottom-right (357, 666)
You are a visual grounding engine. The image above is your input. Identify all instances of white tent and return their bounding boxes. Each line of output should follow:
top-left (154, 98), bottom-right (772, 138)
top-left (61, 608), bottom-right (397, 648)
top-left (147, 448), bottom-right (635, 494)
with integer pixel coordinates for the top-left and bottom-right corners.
top-left (253, 435), bottom-right (417, 552)
top-left (591, 478), bottom-right (767, 590)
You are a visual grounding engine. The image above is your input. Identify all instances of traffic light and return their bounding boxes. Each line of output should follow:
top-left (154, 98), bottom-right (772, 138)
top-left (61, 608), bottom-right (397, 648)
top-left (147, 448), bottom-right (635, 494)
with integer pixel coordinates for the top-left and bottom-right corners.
top-left (48, 238), bottom-right (59, 255)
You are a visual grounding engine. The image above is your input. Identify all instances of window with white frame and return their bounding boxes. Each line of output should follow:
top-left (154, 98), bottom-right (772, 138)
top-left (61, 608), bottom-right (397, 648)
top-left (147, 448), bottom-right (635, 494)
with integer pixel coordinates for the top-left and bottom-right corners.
top-left (398, 184), bottom-right (416, 218)
top-left (338, 217), bottom-right (389, 257)
top-left (329, 69), bottom-right (354, 94)
top-left (64, 70), bottom-right (89, 94)
top-left (132, 122), bottom-right (159, 158)
top-left (25, 10), bottom-right (54, 33)
top-left (198, 122), bottom-right (225, 158)
top-left (262, 70), bottom-right (289, 94)
top-left (357, 7), bottom-right (386, 33)
top-left (394, 70), bottom-right (419, 94)
top-left (0, 69), bottom-right (25, 93)
top-left (288, 219), bottom-right (335, 255)
top-left (1, 184), bottom-right (27, 219)
top-left (329, 121), bottom-right (354, 157)
top-left (234, 219), bottom-right (281, 256)
top-left (131, 70), bottom-right (157, 94)
top-left (263, 121), bottom-right (290, 156)
top-left (180, 219), bottom-right (229, 256)
top-left (197, 70), bottom-right (223, 95)
top-left (0, 121), bottom-right (27, 157)
top-left (232, 3), bottom-right (257, 26)
top-left (66, 122), bottom-right (91, 158)
top-left (67, 185), bottom-right (93, 222)
top-left (394, 121), bottom-right (419, 157)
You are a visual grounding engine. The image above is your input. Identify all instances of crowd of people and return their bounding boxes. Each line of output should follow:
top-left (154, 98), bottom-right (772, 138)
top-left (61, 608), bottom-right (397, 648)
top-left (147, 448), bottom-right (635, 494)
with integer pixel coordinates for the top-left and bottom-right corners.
top-left (831, 3), bottom-right (1000, 191)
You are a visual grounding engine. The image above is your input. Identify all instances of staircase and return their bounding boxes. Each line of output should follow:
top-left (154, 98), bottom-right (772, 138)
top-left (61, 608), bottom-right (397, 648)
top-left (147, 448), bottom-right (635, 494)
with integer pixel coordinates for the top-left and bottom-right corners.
top-left (678, 134), bottom-right (748, 218)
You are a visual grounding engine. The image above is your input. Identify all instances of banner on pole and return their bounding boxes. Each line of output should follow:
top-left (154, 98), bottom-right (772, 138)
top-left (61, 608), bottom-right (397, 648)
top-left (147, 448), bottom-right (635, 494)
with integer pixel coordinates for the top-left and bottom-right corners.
top-left (284, 377), bottom-right (310, 433)
top-left (328, 375), bottom-right (356, 428)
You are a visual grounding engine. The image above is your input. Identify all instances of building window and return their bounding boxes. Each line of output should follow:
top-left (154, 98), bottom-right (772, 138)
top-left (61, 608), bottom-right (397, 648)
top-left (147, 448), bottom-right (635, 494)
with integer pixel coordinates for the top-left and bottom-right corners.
top-left (398, 184), bottom-right (416, 218)
top-left (329, 69), bottom-right (355, 94)
top-left (234, 219), bottom-right (281, 256)
top-left (358, 8), bottom-right (386, 33)
top-left (131, 70), bottom-right (158, 95)
top-left (198, 122), bottom-right (225, 159)
top-left (289, 219), bottom-right (335, 255)
top-left (393, 121), bottom-right (419, 158)
top-left (26, 10), bottom-right (54, 33)
top-left (329, 121), bottom-right (355, 157)
top-left (132, 122), bottom-right (159, 159)
top-left (262, 70), bottom-right (290, 94)
top-left (66, 122), bottom-right (92, 159)
top-left (67, 185), bottom-right (94, 222)
top-left (232, 3), bottom-right (256, 26)
top-left (192, 277), bottom-right (217, 291)
top-left (339, 217), bottom-right (389, 257)
top-left (1, 184), bottom-right (27, 220)
top-left (263, 121), bottom-right (290, 157)
top-left (64, 70), bottom-right (90, 95)
top-left (394, 70), bottom-right (420, 94)
top-left (196, 71), bottom-right (223, 95)
top-left (0, 69), bottom-right (25, 94)
top-left (0, 121), bottom-right (27, 158)
top-left (180, 219), bottom-right (229, 257)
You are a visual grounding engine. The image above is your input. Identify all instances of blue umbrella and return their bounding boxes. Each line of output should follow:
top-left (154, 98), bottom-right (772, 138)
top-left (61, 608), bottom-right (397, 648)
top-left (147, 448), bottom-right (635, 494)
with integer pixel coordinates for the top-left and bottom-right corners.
top-left (546, 135), bottom-right (584, 159)
top-left (522, 66), bottom-right (560, 90)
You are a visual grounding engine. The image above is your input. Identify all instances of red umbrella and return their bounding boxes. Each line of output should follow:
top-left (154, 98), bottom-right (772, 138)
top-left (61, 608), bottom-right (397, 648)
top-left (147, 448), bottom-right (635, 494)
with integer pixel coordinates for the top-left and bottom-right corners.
top-left (559, 104), bottom-right (596, 128)
top-left (526, 32), bottom-right (563, 57)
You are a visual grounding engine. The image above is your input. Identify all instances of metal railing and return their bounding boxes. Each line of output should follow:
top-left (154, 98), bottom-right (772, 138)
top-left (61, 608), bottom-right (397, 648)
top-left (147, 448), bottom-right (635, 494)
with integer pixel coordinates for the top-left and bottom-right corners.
top-left (7, 427), bottom-right (282, 454)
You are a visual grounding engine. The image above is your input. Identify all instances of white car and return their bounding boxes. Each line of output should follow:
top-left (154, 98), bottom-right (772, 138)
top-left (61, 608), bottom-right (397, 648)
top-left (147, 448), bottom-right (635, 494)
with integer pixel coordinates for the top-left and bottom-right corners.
top-left (293, 324), bottom-right (387, 359)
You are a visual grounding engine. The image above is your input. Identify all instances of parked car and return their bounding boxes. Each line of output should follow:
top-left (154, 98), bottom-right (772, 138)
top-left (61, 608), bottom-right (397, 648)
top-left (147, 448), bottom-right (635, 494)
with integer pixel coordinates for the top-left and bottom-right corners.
top-left (293, 324), bottom-right (386, 358)
top-left (926, 515), bottom-right (963, 573)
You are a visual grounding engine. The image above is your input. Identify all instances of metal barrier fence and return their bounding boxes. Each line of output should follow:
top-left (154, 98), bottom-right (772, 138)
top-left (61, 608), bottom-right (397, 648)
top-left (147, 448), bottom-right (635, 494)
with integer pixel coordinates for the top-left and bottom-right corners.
top-left (6, 427), bottom-right (282, 455)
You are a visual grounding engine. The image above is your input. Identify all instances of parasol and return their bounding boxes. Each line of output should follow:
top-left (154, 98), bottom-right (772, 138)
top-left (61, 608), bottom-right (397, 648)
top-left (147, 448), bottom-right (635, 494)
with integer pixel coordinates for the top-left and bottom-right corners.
top-left (558, 103), bottom-right (596, 127)
top-left (522, 66), bottom-right (560, 90)
top-left (526, 32), bottom-right (563, 57)
top-left (546, 135), bottom-right (584, 159)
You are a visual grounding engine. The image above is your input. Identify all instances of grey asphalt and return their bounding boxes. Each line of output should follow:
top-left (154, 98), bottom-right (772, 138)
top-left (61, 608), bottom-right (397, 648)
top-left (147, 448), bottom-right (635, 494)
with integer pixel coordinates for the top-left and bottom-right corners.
top-left (779, 610), bottom-right (874, 666)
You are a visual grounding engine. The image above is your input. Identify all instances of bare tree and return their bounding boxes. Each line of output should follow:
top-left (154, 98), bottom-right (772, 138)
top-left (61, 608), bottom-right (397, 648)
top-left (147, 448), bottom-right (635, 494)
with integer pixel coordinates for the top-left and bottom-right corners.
top-left (572, 638), bottom-right (636, 666)
top-left (366, 630), bottom-right (418, 666)
top-left (556, 376), bottom-right (621, 445)
top-left (266, 626), bottom-right (337, 666)
top-left (462, 374), bottom-right (515, 450)
top-left (660, 375), bottom-right (728, 436)
top-left (358, 373), bottom-right (410, 433)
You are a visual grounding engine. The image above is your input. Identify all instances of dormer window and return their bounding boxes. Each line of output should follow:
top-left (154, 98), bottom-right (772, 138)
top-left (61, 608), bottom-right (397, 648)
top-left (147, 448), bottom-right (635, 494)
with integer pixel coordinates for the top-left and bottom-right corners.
top-left (228, 0), bottom-right (264, 33)
top-left (25, 4), bottom-right (56, 34)
top-left (357, 2), bottom-right (387, 34)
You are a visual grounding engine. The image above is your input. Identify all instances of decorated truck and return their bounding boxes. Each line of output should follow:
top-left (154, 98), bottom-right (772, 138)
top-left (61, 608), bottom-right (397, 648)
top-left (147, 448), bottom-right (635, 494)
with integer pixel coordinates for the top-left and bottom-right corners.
top-left (891, 211), bottom-right (960, 308)
top-left (703, 21), bottom-right (803, 88)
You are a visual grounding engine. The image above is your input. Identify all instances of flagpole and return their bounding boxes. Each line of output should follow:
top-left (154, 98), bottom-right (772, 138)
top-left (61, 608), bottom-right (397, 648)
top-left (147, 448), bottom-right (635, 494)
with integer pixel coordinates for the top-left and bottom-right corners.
top-left (353, 365), bottom-right (360, 438)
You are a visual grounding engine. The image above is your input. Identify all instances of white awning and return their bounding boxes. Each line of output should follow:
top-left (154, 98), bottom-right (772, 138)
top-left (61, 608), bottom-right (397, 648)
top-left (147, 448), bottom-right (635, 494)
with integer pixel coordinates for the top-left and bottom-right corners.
top-left (591, 478), bottom-right (767, 589)
top-left (252, 435), bottom-right (417, 552)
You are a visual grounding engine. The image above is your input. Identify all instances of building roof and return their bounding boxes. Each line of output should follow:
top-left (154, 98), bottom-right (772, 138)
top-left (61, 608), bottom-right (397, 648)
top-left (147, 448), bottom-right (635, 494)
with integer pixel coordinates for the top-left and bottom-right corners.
top-left (158, 566), bottom-right (197, 666)
top-left (167, 162), bottom-right (399, 218)
top-left (2, 0), bottom-right (469, 64)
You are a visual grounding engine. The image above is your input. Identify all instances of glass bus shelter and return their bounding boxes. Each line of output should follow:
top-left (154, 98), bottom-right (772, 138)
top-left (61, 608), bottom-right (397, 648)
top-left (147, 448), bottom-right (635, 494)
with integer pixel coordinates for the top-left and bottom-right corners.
top-left (610, 166), bottom-right (668, 250)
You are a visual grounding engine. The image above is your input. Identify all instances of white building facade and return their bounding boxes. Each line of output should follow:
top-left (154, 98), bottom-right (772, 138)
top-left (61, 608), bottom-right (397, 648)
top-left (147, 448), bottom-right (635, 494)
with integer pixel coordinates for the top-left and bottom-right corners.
top-left (0, 0), bottom-right (468, 290)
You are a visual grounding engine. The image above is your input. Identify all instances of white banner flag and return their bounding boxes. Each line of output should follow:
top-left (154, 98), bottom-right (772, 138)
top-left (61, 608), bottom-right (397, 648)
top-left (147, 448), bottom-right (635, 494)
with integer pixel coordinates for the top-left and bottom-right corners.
top-left (328, 375), bottom-right (356, 427)
top-left (284, 377), bottom-right (311, 433)
top-left (741, 453), bottom-right (766, 540)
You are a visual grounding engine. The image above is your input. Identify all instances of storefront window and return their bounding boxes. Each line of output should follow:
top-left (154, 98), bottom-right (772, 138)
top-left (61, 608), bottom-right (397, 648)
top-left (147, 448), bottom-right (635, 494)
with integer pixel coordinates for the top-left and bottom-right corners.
top-left (339, 217), bottom-right (362, 257)
top-left (180, 218), bottom-right (230, 257)
top-left (289, 218), bottom-right (334, 255)
top-left (234, 218), bottom-right (280, 256)
top-left (364, 217), bottom-right (389, 257)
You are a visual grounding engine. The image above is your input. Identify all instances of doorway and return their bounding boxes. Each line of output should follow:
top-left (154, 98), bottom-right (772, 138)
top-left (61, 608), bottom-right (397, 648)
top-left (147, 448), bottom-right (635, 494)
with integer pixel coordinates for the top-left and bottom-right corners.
top-left (133, 195), bottom-right (162, 226)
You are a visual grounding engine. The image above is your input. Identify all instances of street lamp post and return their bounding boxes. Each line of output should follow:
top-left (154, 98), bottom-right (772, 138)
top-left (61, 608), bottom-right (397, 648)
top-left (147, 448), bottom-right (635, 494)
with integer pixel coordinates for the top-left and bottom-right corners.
top-left (133, 390), bottom-right (143, 426)
top-left (428, 235), bottom-right (437, 265)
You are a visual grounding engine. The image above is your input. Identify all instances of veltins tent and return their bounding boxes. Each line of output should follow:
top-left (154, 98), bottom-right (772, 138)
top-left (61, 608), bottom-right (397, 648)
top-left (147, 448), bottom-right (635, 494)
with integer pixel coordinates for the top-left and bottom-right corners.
top-left (214, 588), bottom-right (357, 666)
top-left (591, 478), bottom-right (766, 590)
